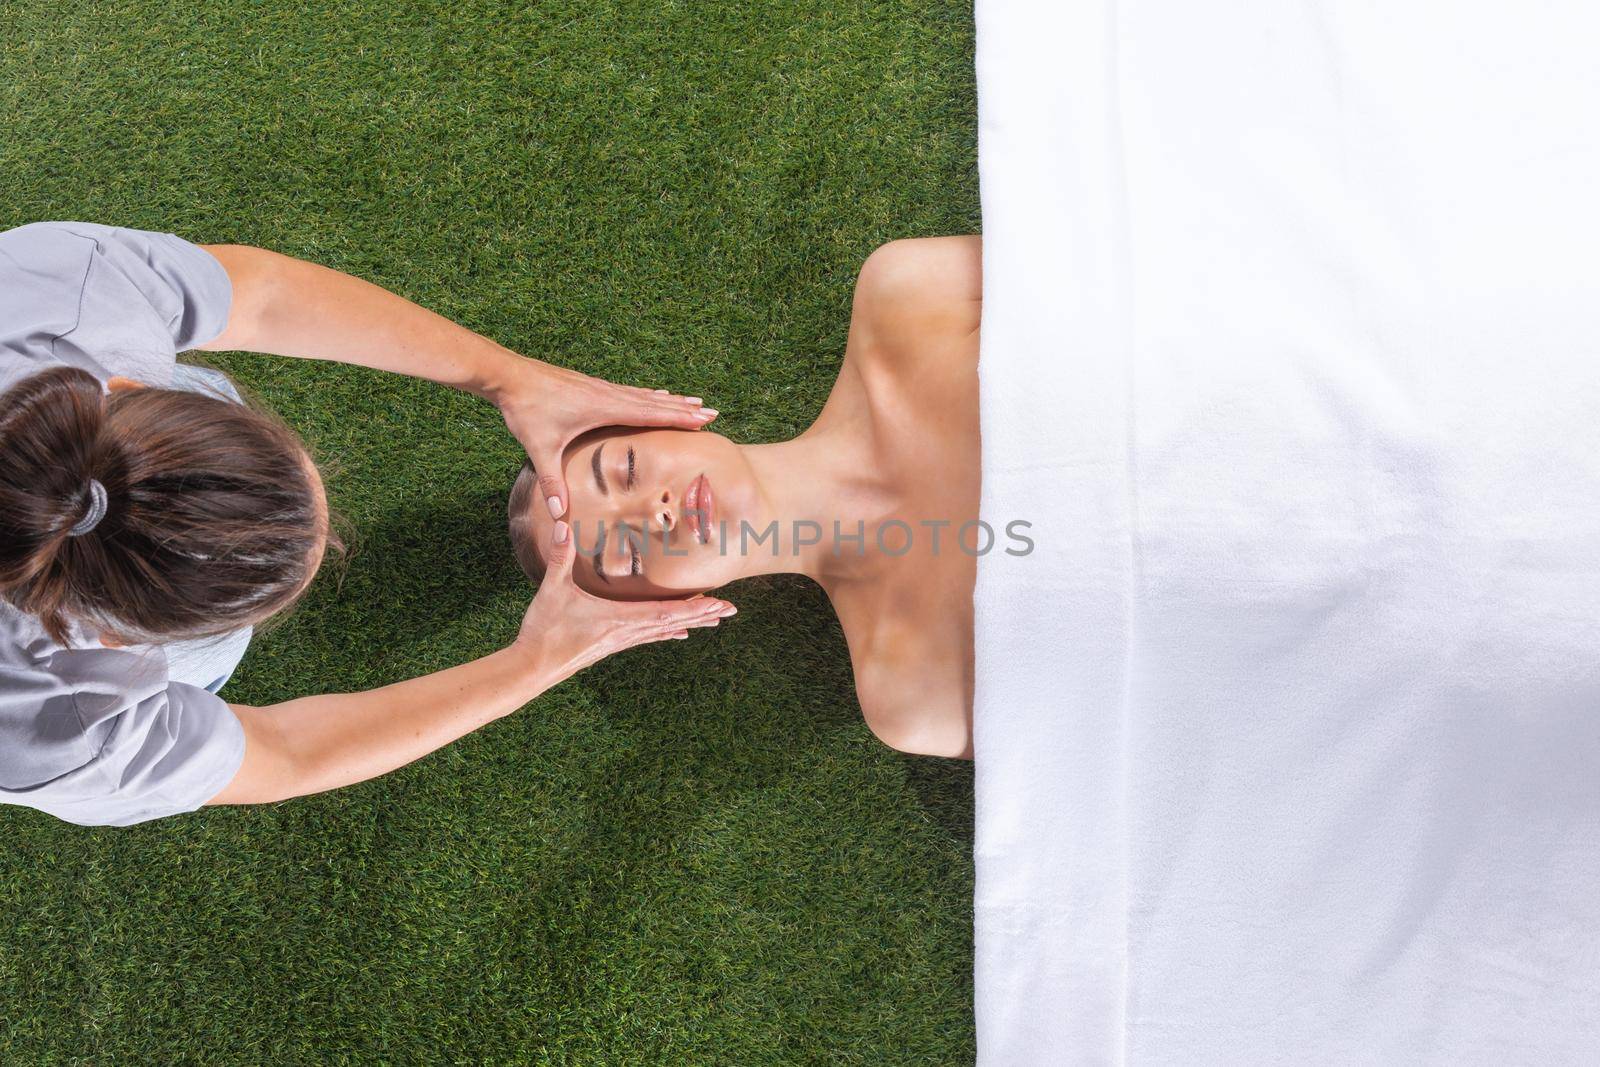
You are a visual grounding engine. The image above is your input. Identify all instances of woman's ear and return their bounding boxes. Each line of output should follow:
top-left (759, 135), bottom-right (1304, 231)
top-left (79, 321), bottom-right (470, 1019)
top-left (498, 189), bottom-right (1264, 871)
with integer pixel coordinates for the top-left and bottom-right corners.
top-left (106, 376), bottom-right (147, 393)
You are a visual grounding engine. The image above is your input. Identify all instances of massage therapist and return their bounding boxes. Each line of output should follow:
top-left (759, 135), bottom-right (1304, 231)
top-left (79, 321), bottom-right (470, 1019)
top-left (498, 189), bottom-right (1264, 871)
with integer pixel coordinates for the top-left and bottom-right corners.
top-left (0, 221), bottom-right (735, 826)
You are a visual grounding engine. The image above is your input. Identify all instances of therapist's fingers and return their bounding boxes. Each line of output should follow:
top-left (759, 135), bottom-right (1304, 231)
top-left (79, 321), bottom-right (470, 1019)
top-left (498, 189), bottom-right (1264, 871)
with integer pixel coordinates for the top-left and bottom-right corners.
top-left (514, 519), bottom-right (734, 677)
top-left (631, 384), bottom-right (705, 407)
top-left (619, 596), bottom-right (737, 648)
top-left (635, 384), bottom-right (701, 402)
top-left (544, 518), bottom-right (574, 573)
top-left (591, 594), bottom-right (734, 654)
top-left (589, 379), bottom-right (717, 430)
top-left (621, 390), bottom-right (718, 431)
top-left (534, 456), bottom-right (567, 520)
top-left (623, 594), bottom-right (735, 629)
top-left (527, 593), bottom-right (734, 677)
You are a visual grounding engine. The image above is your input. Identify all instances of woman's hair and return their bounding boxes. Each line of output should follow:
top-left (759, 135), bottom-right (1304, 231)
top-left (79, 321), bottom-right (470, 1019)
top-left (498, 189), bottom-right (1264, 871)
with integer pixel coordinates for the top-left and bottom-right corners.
top-left (0, 365), bottom-right (338, 646)
top-left (507, 459), bottom-right (547, 582)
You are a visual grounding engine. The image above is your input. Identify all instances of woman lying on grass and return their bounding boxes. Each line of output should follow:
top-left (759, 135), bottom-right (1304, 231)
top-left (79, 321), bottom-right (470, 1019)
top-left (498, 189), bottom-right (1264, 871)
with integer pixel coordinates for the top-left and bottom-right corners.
top-left (510, 237), bottom-right (994, 759)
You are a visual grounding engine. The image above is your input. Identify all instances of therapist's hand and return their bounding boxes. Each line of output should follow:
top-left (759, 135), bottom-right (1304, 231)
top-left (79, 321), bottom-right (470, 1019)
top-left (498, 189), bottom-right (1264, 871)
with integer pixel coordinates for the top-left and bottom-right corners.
top-left (512, 520), bottom-right (736, 683)
top-left (496, 361), bottom-right (718, 520)
top-left (213, 520), bottom-right (734, 810)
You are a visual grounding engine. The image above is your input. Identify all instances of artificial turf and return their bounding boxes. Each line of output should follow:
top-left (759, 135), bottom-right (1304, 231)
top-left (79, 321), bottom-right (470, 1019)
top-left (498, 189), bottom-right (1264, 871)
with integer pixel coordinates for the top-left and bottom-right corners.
top-left (0, 0), bottom-right (980, 1061)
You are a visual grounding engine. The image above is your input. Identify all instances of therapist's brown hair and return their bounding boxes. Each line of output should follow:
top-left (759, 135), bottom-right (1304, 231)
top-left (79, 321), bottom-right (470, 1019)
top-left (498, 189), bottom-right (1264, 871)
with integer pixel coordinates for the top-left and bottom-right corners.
top-left (0, 366), bottom-right (337, 647)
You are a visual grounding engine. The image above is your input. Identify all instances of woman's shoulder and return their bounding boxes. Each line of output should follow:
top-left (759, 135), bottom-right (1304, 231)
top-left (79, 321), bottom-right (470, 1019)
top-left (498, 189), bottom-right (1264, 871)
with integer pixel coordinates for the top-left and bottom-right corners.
top-left (852, 237), bottom-right (982, 341)
top-left (835, 584), bottom-right (975, 759)
top-left (844, 238), bottom-right (983, 395)
top-left (857, 236), bottom-right (983, 296)
top-left (852, 649), bottom-right (974, 759)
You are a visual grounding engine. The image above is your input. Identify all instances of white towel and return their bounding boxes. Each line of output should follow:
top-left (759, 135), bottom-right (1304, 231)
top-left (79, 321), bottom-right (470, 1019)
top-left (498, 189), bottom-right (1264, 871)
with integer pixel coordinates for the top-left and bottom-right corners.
top-left (973, 1), bottom-right (1600, 1062)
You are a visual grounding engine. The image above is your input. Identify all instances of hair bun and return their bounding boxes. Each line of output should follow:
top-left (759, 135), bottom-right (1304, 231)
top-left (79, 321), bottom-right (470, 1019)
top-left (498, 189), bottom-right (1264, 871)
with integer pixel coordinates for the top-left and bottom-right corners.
top-left (0, 364), bottom-right (332, 646)
top-left (0, 365), bottom-right (107, 526)
top-left (67, 479), bottom-right (111, 537)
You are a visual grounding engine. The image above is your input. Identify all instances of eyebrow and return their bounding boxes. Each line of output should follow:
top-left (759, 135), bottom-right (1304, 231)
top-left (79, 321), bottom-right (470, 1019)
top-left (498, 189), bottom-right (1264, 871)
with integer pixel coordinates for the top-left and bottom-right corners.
top-left (591, 444), bottom-right (608, 496)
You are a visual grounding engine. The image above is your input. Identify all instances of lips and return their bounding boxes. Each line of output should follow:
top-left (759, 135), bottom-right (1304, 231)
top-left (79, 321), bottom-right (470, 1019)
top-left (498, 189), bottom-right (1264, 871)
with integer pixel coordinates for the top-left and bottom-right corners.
top-left (684, 473), bottom-right (715, 544)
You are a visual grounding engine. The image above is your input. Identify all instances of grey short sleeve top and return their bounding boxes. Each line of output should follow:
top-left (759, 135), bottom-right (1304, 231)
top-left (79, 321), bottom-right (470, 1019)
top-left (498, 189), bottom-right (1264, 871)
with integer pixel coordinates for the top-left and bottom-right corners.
top-left (0, 220), bottom-right (233, 394)
top-left (0, 222), bottom-right (246, 827)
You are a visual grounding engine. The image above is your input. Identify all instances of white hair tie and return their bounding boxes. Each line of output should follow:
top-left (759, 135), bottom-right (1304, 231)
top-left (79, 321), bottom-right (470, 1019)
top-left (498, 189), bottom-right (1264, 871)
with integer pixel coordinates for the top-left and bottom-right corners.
top-left (68, 480), bottom-right (109, 537)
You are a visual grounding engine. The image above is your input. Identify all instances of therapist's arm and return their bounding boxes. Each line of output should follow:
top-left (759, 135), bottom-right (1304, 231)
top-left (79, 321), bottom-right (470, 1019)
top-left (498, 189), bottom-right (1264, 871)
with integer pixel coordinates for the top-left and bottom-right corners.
top-left (195, 243), bottom-right (717, 514)
top-left (210, 522), bottom-right (737, 806)
top-left (197, 243), bottom-right (594, 403)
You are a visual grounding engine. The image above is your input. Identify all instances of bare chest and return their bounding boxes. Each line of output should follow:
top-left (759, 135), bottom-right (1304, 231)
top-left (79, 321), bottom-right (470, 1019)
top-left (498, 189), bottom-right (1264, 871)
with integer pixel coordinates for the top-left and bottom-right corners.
top-left (826, 338), bottom-right (981, 735)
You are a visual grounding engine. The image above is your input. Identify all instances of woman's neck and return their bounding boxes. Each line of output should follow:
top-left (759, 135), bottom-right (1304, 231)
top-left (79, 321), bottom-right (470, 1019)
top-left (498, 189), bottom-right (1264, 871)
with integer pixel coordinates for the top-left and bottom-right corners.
top-left (736, 418), bottom-right (897, 589)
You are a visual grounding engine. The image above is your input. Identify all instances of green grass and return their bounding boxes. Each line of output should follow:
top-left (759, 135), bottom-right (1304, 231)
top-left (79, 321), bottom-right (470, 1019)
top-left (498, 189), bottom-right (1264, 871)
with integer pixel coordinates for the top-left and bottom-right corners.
top-left (0, 0), bottom-right (979, 1061)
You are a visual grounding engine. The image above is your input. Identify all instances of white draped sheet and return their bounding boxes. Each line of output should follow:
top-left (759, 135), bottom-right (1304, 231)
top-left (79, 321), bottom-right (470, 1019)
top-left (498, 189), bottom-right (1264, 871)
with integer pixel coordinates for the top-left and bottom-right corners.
top-left (972, 2), bottom-right (1600, 1061)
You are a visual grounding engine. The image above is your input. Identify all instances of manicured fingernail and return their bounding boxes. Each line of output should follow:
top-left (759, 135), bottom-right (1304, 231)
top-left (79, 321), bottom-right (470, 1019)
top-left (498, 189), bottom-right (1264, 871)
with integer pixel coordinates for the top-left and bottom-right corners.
top-left (697, 407), bottom-right (718, 420)
top-left (674, 632), bottom-right (689, 639)
top-left (553, 520), bottom-right (570, 545)
top-left (546, 496), bottom-right (563, 519)
top-left (683, 396), bottom-right (703, 405)
top-left (719, 604), bottom-right (738, 617)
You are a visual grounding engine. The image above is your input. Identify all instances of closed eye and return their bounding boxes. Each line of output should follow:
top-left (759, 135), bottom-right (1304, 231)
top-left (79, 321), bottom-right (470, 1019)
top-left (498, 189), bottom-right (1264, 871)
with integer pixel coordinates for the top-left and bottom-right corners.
top-left (622, 522), bottom-right (645, 578)
top-left (626, 447), bottom-right (636, 491)
top-left (591, 524), bottom-right (609, 583)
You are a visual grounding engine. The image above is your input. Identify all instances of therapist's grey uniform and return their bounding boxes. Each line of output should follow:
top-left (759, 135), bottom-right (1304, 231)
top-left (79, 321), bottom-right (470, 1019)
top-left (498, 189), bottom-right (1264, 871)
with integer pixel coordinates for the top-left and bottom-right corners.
top-left (1, 222), bottom-right (254, 827)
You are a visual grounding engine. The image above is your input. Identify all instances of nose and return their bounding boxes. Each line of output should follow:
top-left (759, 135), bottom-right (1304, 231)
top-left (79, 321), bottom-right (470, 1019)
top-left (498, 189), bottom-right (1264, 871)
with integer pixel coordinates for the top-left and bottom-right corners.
top-left (613, 486), bottom-right (675, 534)
top-left (653, 487), bottom-right (677, 532)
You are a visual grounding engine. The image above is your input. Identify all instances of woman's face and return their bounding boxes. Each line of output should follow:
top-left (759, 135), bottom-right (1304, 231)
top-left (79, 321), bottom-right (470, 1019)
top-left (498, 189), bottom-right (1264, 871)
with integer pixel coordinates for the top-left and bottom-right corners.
top-left (556, 427), bottom-right (762, 599)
